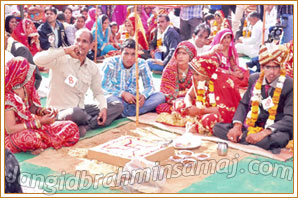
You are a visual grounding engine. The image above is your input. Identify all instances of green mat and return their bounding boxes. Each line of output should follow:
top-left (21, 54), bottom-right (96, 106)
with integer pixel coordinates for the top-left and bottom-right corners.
top-left (40, 97), bottom-right (47, 107)
top-left (14, 152), bottom-right (37, 163)
top-left (152, 73), bottom-right (162, 79)
top-left (20, 162), bottom-right (121, 194)
top-left (179, 155), bottom-right (293, 193)
top-left (40, 72), bottom-right (49, 78)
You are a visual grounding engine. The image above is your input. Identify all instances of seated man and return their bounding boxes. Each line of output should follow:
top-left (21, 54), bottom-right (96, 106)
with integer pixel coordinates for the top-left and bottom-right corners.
top-left (213, 44), bottom-right (293, 153)
top-left (37, 6), bottom-right (69, 50)
top-left (235, 12), bottom-right (263, 58)
top-left (102, 39), bottom-right (165, 117)
top-left (189, 23), bottom-right (211, 55)
top-left (33, 28), bottom-right (123, 137)
top-left (146, 14), bottom-right (181, 73)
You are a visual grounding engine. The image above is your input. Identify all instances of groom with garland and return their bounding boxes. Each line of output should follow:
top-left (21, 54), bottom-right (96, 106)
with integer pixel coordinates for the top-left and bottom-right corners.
top-left (213, 44), bottom-right (293, 153)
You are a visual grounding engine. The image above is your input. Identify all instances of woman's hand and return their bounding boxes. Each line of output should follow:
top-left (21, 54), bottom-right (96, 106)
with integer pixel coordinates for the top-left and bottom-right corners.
top-left (184, 106), bottom-right (205, 117)
top-left (231, 68), bottom-right (244, 79)
top-left (39, 114), bottom-right (56, 125)
top-left (43, 107), bottom-right (58, 118)
top-left (212, 44), bottom-right (224, 53)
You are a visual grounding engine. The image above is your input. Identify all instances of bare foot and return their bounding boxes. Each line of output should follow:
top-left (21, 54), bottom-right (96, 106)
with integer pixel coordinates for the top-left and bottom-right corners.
top-left (31, 148), bottom-right (44, 155)
top-left (79, 125), bottom-right (88, 137)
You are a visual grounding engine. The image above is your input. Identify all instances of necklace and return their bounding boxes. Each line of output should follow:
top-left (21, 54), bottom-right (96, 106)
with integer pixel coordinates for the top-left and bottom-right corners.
top-left (246, 69), bottom-right (286, 135)
top-left (178, 68), bottom-right (187, 78)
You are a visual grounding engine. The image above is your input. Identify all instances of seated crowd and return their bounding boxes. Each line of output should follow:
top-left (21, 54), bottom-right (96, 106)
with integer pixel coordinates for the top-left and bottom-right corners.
top-left (4, 4), bottom-right (293, 156)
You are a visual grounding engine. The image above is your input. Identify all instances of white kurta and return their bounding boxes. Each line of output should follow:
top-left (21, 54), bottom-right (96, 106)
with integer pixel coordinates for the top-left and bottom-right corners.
top-left (236, 20), bottom-right (263, 58)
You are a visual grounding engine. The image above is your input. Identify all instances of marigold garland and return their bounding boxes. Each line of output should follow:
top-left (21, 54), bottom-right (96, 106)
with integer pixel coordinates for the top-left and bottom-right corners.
top-left (242, 20), bottom-right (252, 38)
top-left (246, 69), bottom-right (286, 135)
top-left (157, 38), bottom-right (162, 48)
top-left (196, 73), bottom-right (217, 108)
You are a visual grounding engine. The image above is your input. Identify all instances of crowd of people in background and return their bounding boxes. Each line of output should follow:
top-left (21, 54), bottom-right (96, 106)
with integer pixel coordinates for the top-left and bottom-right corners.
top-left (4, 4), bottom-right (293, 156)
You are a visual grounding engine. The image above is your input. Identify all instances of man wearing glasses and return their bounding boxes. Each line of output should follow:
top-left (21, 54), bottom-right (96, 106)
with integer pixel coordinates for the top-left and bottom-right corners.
top-left (213, 44), bottom-right (293, 154)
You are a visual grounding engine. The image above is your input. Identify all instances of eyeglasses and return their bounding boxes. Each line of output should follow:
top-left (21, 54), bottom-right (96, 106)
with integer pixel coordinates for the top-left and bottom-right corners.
top-left (263, 65), bottom-right (280, 70)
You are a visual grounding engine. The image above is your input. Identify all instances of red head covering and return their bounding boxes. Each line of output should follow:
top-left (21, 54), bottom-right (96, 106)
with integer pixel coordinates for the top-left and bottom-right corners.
top-left (165, 41), bottom-right (197, 69)
top-left (190, 55), bottom-right (219, 78)
top-left (174, 41), bottom-right (197, 60)
top-left (215, 10), bottom-right (225, 19)
top-left (5, 57), bottom-right (41, 120)
top-left (126, 12), bottom-right (149, 50)
top-left (11, 18), bottom-right (40, 55)
top-left (210, 28), bottom-right (239, 66)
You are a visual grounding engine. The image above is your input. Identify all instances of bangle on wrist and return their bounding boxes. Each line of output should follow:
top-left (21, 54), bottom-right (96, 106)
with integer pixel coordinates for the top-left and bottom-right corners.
top-left (24, 123), bottom-right (27, 130)
top-left (24, 120), bottom-right (42, 129)
top-left (35, 119), bottom-right (42, 129)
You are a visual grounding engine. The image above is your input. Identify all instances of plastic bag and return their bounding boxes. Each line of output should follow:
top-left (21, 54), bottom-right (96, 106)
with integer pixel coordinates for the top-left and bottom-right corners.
top-left (120, 157), bottom-right (166, 193)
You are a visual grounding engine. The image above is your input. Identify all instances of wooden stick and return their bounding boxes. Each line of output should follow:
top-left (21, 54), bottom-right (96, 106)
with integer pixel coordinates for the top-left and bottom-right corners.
top-left (262, 8), bottom-right (267, 45)
top-left (134, 5), bottom-right (139, 126)
top-left (94, 6), bottom-right (99, 62)
top-left (20, 5), bottom-right (24, 19)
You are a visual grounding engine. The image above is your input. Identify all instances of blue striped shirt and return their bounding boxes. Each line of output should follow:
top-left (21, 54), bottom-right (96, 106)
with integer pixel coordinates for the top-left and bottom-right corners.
top-left (180, 5), bottom-right (203, 20)
top-left (101, 56), bottom-right (155, 98)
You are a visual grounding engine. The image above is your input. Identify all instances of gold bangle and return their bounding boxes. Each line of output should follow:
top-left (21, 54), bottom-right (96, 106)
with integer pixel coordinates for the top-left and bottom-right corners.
top-left (24, 123), bottom-right (27, 130)
top-left (36, 119), bottom-right (42, 129)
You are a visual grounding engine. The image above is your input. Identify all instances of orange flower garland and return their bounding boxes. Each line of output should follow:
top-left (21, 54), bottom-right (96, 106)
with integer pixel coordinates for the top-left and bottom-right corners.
top-left (125, 32), bottom-right (129, 39)
top-left (157, 38), bottom-right (162, 48)
top-left (196, 73), bottom-right (217, 108)
top-left (242, 19), bottom-right (252, 38)
top-left (246, 69), bottom-right (286, 135)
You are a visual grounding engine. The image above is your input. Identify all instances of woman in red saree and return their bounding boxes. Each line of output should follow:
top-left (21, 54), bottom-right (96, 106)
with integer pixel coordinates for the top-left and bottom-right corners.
top-left (11, 18), bottom-right (41, 56)
top-left (210, 10), bottom-right (231, 37)
top-left (209, 28), bottom-right (249, 88)
top-left (119, 12), bottom-right (149, 51)
top-left (183, 55), bottom-right (241, 135)
top-left (156, 41), bottom-right (197, 114)
top-left (5, 57), bottom-right (79, 154)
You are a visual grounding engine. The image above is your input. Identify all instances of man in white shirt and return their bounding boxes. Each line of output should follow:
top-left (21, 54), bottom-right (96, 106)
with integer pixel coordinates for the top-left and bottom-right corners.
top-left (34, 28), bottom-right (123, 137)
top-left (264, 5), bottom-right (277, 41)
top-left (188, 23), bottom-right (211, 55)
top-left (235, 12), bottom-right (263, 58)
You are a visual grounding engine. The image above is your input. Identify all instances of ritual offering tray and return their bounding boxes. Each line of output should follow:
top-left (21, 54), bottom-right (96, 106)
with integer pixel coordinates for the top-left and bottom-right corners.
top-left (173, 133), bottom-right (202, 150)
top-left (87, 136), bottom-right (175, 166)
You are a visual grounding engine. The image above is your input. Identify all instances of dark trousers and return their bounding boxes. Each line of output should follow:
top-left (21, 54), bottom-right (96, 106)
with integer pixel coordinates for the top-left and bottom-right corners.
top-left (213, 123), bottom-right (290, 152)
top-left (58, 100), bottom-right (123, 130)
